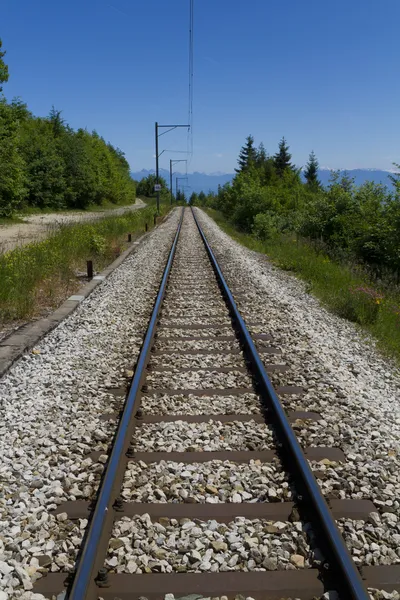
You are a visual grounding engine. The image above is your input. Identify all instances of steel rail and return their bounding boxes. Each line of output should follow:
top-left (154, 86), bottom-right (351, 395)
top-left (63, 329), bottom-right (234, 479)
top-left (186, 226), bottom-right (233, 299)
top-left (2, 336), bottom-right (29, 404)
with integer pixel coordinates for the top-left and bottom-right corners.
top-left (191, 207), bottom-right (370, 600)
top-left (67, 209), bottom-right (184, 600)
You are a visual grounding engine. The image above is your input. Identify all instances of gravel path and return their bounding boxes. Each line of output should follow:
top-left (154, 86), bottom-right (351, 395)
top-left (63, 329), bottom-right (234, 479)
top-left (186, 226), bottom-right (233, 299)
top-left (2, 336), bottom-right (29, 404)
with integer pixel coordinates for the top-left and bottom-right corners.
top-left (0, 209), bottom-right (180, 599)
top-left (0, 199), bottom-right (146, 254)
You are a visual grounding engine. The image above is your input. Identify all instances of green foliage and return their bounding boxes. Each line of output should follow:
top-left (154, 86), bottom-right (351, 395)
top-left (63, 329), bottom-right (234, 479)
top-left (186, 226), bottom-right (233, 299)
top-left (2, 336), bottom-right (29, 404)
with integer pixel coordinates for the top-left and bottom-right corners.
top-left (136, 174), bottom-right (169, 202)
top-left (0, 99), bottom-right (27, 216)
top-left (176, 189), bottom-right (186, 204)
top-left (0, 38), bottom-right (9, 92)
top-left (205, 135), bottom-right (400, 281)
top-left (252, 212), bottom-right (281, 241)
top-left (189, 191), bottom-right (198, 206)
top-left (18, 117), bottom-right (66, 209)
top-left (389, 164), bottom-right (400, 197)
top-left (201, 134), bottom-right (400, 360)
top-left (0, 46), bottom-right (136, 217)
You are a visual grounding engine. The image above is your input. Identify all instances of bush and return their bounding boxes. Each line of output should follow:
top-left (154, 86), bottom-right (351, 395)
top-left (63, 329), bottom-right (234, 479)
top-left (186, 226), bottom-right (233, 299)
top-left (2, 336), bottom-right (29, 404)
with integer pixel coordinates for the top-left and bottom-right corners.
top-left (253, 212), bottom-right (280, 241)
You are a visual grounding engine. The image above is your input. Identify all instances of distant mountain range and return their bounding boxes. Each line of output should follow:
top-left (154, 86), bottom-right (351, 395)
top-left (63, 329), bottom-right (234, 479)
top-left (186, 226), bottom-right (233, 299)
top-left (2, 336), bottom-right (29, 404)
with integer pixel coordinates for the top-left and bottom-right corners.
top-left (131, 168), bottom-right (396, 195)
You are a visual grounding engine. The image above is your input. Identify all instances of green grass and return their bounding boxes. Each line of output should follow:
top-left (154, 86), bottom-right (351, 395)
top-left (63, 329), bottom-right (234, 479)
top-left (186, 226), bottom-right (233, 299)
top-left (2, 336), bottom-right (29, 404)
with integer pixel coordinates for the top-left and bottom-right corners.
top-left (205, 208), bottom-right (400, 362)
top-left (0, 204), bottom-right (169, 323)
top-left (0, 216), bottom-right (24, 226)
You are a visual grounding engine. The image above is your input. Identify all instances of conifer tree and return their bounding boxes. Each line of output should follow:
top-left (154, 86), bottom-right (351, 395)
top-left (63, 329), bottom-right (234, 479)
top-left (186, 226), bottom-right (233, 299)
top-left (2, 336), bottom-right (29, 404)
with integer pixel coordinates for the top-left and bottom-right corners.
top-left (48, 106), bottom-right (65, 137)
top-left (304, 150), bottom-right (320, 187)
top-left (235, 135), bottom-right (257, 173)
top-left (256, 142), bottom-right (267, 168)
top-left (273, 137), bottom-right (294, 177)
top-left (189, 191), bottom-right (198, 205)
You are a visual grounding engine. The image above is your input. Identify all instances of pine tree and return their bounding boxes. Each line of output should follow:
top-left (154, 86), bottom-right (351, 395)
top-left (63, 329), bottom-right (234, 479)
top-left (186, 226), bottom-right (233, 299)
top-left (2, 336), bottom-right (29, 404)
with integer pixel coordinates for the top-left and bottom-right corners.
top-left (389, 163), bottom-right (400, 194)
top-left (304, 150), bottom-right (320, 187)
top-left (48, 106), bottom-right (65, 137)
top-left (273, 137), bottom-right (294, 177)
top-left (0, 39), bottom-right (9, 92)
top-left (235, 135), bottom-right (257, 173)
top-left (256, 142), bottom-right (267, 168)
top-left (189, 191), bottom-right (198, 206)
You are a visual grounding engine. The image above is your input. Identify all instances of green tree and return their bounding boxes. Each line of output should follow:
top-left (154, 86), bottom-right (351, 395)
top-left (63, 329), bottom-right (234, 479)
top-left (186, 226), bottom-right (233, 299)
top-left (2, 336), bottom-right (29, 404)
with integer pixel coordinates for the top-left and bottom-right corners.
top-left (19, 117), bottom-right (66, 209)
top-left (189, 191), bottom-right (198, 206)
top-left (235, 135), bottom-right (257, 173)
top-left (198, 191), bottom-right (206, 205)
top-left (304, 150), bottom-right (320, 188)
top-left (0, 39), bottom-right (9, 92)
top-left (59, 128), bottom-right (100, 208)
top-left (389, 163), bottom-right (400, 197)
top-left (273, 137), bottom-right (295, 178)
top-left (176, 189), bottom-right (186, 204)
top-left (256, 142), bottom-right (267, 168)
top-left (0, 100), bottom-right (26, 216)
top-left (47, 106), bottom-right (66, 138)
top-left (137, 174), bottom-right (167, 198)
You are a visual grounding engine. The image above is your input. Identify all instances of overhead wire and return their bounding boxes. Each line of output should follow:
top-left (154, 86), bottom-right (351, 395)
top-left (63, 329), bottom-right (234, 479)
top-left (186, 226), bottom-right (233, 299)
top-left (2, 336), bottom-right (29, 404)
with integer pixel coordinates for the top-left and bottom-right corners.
top-left (187, 0), bottom-right (194, 166)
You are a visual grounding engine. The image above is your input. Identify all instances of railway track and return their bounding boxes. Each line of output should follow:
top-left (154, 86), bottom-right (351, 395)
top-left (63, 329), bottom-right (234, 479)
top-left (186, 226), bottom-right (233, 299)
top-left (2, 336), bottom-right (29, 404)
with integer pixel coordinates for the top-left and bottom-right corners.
top-left (34, 207), bottom-right (399, 600)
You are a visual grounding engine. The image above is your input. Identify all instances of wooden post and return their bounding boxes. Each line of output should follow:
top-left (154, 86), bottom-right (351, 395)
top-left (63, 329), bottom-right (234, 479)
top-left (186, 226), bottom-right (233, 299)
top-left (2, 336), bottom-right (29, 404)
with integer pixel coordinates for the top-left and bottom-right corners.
top-left (87, 260), bottom-right (93, 279)
top-left (128, 233), bottom-right (132, 242)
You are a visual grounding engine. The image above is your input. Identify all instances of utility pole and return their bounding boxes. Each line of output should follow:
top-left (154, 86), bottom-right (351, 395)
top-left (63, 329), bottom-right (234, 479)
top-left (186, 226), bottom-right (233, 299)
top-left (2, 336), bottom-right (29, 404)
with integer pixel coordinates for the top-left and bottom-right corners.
top-left (155, 122), bottom-right (190, 214)
top-left (170, 159), bottom-right (187, 205)
top-left (155, 122), bottom-right (160, 213)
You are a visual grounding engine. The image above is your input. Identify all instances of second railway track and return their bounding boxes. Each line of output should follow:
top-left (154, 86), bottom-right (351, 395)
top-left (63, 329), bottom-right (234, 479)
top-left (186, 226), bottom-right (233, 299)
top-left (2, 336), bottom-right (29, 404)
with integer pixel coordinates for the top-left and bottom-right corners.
top-left (34, 208), bottom-right (400, 600)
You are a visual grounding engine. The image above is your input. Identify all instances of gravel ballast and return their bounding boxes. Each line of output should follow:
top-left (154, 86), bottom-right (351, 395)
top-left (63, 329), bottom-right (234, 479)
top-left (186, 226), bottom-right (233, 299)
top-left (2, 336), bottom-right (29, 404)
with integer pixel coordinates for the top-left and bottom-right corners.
top-left (122, 459), bottom-right (290, 503)
top-left (131, 420), bottom-right (274, 452)
top-left (0, 210), bottom-right (181, 599)
top-left (106, 514), bottom-right (311, 573)
top-left (141, 392), bottom-right (261, 415)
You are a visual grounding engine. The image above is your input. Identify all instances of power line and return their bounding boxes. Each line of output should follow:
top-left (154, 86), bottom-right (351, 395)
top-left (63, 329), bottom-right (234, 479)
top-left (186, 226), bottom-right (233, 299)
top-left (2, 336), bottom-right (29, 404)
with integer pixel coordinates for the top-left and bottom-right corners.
top-left (187, 0), bottom-right (194, 164)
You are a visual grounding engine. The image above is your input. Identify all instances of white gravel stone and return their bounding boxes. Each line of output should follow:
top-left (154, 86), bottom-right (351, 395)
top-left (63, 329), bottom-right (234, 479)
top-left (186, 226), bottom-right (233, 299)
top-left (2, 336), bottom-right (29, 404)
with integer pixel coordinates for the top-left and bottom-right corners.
top-left (141, 392), bottom-right (261, 415)
top-left (106, 515), bottom-right (311, 573)
top-left (121, 459), bottom-right (290, 503)
top-left (146, 369), bottom-right (252, 390)
top-left (132, 420), bottom-right (274, 452)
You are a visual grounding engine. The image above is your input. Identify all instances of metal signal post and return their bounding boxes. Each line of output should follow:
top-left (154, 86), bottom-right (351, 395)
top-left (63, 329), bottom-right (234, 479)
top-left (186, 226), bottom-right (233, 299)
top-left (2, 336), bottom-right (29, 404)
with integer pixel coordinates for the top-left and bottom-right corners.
top-left (170, 159), bottom-right (187, 205)
top-left (155, 122), bottom-right (190, 213)
top-left (176, 176), bottom-right (189, 202)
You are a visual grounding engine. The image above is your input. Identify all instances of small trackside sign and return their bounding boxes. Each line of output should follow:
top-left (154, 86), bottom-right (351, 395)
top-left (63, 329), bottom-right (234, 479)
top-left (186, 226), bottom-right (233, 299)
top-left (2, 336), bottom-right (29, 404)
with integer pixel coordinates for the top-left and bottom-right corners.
top-left (154, 184), bottom-right (162, 192)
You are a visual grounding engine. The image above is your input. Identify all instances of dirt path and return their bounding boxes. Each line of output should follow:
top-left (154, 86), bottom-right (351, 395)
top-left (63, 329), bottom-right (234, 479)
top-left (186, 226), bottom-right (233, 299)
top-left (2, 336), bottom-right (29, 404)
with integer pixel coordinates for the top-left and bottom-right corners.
top-left (0, 199), bottom-right (147, 254)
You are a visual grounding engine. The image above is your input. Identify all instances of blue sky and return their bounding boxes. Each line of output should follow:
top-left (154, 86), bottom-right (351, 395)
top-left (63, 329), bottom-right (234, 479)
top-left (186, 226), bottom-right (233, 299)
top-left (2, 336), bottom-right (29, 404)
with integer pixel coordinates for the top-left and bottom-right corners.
top-left (2, 0), bottom-right (400, 173)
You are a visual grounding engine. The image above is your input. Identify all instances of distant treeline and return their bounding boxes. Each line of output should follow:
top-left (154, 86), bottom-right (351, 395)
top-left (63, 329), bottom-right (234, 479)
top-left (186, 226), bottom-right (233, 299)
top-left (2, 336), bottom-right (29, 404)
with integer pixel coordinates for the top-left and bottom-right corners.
top-left (195, 135), bottom-right (400, 279)
top-left (0, 39), bottom-right (135, 217)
